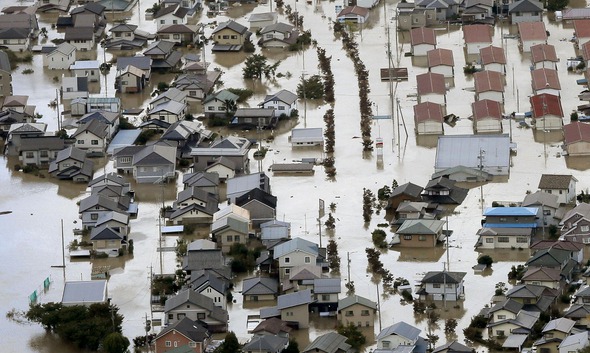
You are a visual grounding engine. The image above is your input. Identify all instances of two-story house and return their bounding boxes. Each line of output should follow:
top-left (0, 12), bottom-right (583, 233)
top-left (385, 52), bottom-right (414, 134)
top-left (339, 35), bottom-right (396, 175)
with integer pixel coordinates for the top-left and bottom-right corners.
top-left (376, 321), bottom-right (422, 351)
top-left (211, 213), bottom-right (249, 252)
top-left (242, 277), bottom-right (279, 302)
top-left (154, 317), bottom-right (210, 353)
top-left (202, 89), bottom-right (239, 119)
top-left (164, 289), bottom-right (228, 333)
top-left (522, 191), bottom-right (560, 227)
top-left (538, 174), bottom-right (577, 205)
top-left (258, 22), bottom-right (299, 48)
top-left (72, 119), bottom-right (109, 155)
top-left (18, 136), bottom-right (65, 168)
top-left (78, 194), bottom-right (131, 229)
top-left (43, 42), bottom-right (77, 70)
top-left (534, 318), bottom-right (577, 353)
top-left (190, 136), bottom-right (251, 174)
top-left (561, 203), bottom-right (590, 244)
top-left (393, 219), bottom-right (446, 248)
top-left (312, 278), bottom-right (341, 314)
top-left (168, 186), bottom-right (219, 225)
top-left (476, 207), bottom-right (538, 249)
top-left (258, 89), bottom-right (298, 117)
top-left (132, 144), bottom-right (177, 184)
top-left (417, 271), bottom-right (466, 301)
top-left (235, 188), bottom-right (277, 229)
top-left (190, 271), bottom-right (229, 310)
top-left (273, 237), bottom-right (320, 280)
top-left (153, 4), bottom-right (189, 30)
top-left (211, 20), bottom-right (251, 52)
top-left (48, 146), bottom-right (94, 182)
top-left (337, 294), bottom-right (377, 328)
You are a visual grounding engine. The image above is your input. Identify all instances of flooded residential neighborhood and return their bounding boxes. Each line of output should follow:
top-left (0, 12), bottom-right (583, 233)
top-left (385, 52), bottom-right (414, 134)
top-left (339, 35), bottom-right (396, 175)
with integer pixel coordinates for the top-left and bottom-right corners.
top-left (3, 0), bottom-right (590, 351)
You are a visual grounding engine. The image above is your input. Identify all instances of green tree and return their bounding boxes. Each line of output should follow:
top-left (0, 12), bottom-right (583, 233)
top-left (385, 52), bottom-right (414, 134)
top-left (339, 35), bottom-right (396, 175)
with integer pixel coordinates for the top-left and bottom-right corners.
top-left (378, 185), bottom-right (392, 201)
top-left (223, 99), bottom-right (237, 117)
top-left (372, 229), bottom-right (387, 248)
top-left (547, 0), bottom-right (568, 11)
top-left (297, 74), bottom-right (324, 99)
top-left (337, 323), bottom-right (367, 351)
top-left (226, 88), bottom-right (253, 102)
top-left (477, 255), bottom-right (493, 267)
top-left (216, 331), bottom-right (240, 353)
top-left (102, 332), bottom-right (130, 353)
top-left (282, 340), bottom-right (299, 353)
top-left (242, 54), bottom-right (281, 79)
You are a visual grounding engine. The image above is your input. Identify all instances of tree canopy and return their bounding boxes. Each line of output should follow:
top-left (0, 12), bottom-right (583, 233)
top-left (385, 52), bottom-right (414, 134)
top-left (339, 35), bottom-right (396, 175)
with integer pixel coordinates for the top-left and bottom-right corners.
top-left (215, 331), bottom-right (241, 353)
top-left (297, 74), bottom-right (324, 100)
top-left (337, 323), bottom-right (367, 351)
top-left (242, 54), bottom-right (281, 79)
top-left (26, 302), bottom-right (125, 351)
top-left (102, 332), bottom-right (130, 353)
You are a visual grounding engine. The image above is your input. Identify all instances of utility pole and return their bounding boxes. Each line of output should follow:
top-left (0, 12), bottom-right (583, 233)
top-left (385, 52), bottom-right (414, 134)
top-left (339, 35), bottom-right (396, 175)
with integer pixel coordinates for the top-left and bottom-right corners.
top-left (376, 283), bottom-right (382, 332)
top-left (442, 261), bottom-right (447, 309)
top-left (317, 217), bottom-right (322, 248)
top-left (347, 252), bottom-right (351, 283)
top-left (148, 265), bottom-right (153, 321)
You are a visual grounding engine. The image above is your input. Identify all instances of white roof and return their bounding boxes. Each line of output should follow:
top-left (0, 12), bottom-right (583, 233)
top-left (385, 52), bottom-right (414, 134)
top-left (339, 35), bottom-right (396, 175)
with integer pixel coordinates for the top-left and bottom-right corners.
top-left (70, 60), bottom-right (101, 70)
top-left (291, 128), bottom-right (323, 142)
top-left (435, 134), bottom-right (511, 170)
top-left (62, 280), bottom-right (108, 305)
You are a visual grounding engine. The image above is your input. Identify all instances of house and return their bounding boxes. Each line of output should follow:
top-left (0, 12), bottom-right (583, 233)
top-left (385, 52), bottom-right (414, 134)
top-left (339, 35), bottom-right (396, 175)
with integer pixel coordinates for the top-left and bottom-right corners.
top-left (226, 172), bottom-right (270, 202)
top-left (183, 247), bottom-right (228, 278)
top-left (518, 22), bottom-right (547, 52)
top-left (415, 0), bottom-right (461, 20)
top-left (393, 201), bottom-right (433, 225)
top-left (461, 0), bottom-right (493, 22)
top-left (521, 267), bottom-right (562, 291)
top-left (417, 271), bottom-right (466, 301)
top-left (337, 294), bottom-right (377, 327)
top-left (534, 318), bottom-right (576, 353)
top-left (276, 289), bottom-right (313, 328)
top-left (211, 20), bottom-right (251, 52)
top-left (522, 191), bottom-right (560, 226)
top-left (564, 305), bottom-right (590, 329)
top-left (508, 0), bottom-right (543, 23)
top-left (116, 56), bottom-right (153, 81)
top-left (376, 321), bottom-right (422, 350)
top-left (531, 68), bottom-right (560, 96)
top-left (72, 119), bottom-right (109, 154)
top-left (472, 99), bottom-right (503, 134)
top-left (132, 144), bottom-right (177, 183)
top-left (574, 20), bottom-right (590, 47)
top-left (3, 95), bottom-right (30, 113)
top-left (89, 225), bottom-right (125, 253)
top-left (434, 134), bottom-right (512, 176)
top-left (202, 89), bottom-right (239, 118)
top-left (290, 128), bottom-right (324, 147)
top-left (336, 6), bottom-right (370, 24)
top-left (251, 317), bottom-right (292, 337)
top-left (538, 174), bottom-right (577, 205)
top-left (86, 97), bottom-right (121, 114)
top-left (153, 4), bottom-right (188, 30)
top-left (61, 280), bottom-right (108, 306)
top-left (312, 278), bottom-right (341, 313)
top-left (248, 12), bottom-right (278, 30)
top-left (386, 182), bottom-right (424, 210)
top-left (113, 145), bottom-right (144, 174)
top-left (190, 272), bottom-right (228, 310)
top-left (94, 211), bottom-right (130, 236)
top-left (531, 44), bottom-right (559, 70)
top-left (148, 100), bottom-right (188, 124)
top-left (530, 94), bottom-right (563, 131)
top-left (103, 23), bottom-right (154, 50)
top-left (48, 146), bottom-right (94, 182)
top-left (235, 188), bottom-right (277, 229)
top-left (476, 207), bottom-right (538, 249)
top-left (421, 176), bottom-right (469, 204)
top-left (558, 331), bottom-right (590, 353)
top-left (18, 136), bottom-right (65, 167)
top-left (396, 3), bottom-right (436, 30)
top-left (69, 60), bottom-right (101, 82)
top-left (260, 220), bottom-right (291, 243)
top-left (190, 136), bottom-right (251, 173)
top-left (157, 24), bottom-right (199, 45)
top-left (563, 122), bottom-right (590, 156)
top-left (64, 26), bottom-right (95, 51)
top-left (61, 75), bottom-right (89, 101)
top-left (43, 42), bottom-right (76, 70)
top-left (78, 194), bottom-right (133, 228)
top-left (36, 0), bottom-right (70, 13)
top-left (561, 203), bottom-right (590, 243)
top-left (150, 88), bottom-right (189, 111)
top-left (143, 40), bottom-right (183, 69)
top-left (273, 237), bottom-right (320, 280)
top-left (432, 341), bottom-right (473, 353)
top-left (487, 309), bottom-right (540, 338)
top-left (427, 48), bottom-right (454, 78)
top-left (463, 24), bottom-right (493, 55)
top-left (172, 73), bottom-right (217, 102)
top-left (116, 65), bottom-right (147, 93)
top-left (410, 27), bottom-right (436, 56)
top-left (302, 332), bottom-right (352, 353)
top-left (414, 102), bottom-right (444, 135)
top-left (78, 111), bottom-right (120, 139)
top-left (154, 317), bottom-right (209, 353)
top-left (0, 13), bottom-right (38, 51)
top-left (526, 249), bottom-right (577, 282)
top-left (259, 89), bottom-right (298, 117)
top-left (393, 219), bottom-right (446, 247)
top-left (0, 110), bottom-right (34, 136)
top-left (416, 72), bottom-right (446, 105)
top-left (0, 51), bottom-right (12, 98)
top-left (168, 187), bottom-right (219, 225)
top-left (204, 157), bottom-right (236, 181)
top-left (211, 214), bottom-right (249, 252)
top-left (479, 46), bottom-right (506, 73)
top-left (474, 70), bottom-right (504, 103)
top-left (258, 22), bottom-right (299, 48)
top-left (231, 108), bottom-right (277, 129)
top-left (182, 172), bottom-right (219, 195)
top-left (242, 277), bottom-right (279, 302)
top-left (242, 335), bottom-right (289, 353)
top-left (4, 122), bottom-right (46, 156)
top-left (164, 289), bottom-right (228, 332)
top-left (161, 120), bottom-right (212, 155)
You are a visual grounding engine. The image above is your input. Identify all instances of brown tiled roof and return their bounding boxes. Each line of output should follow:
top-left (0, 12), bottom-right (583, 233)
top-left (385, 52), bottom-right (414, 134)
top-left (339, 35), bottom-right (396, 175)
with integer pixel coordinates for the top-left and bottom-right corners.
top-left (531, 68), bottom-right (561, 90)
top-left (530, 93), bottom-right (563, 118)
top-left (337, 5), bottom-right (369, 17)
top-left (530, 44), bottom-right (558, 63)
top-left (518, 21), bottom-right (547, 41)
top-left (410, 27), bottom-right (436, 46)
top-left (474, 70), bottom-right (504, 93)
top-left (581, 42), bottom-right (590, 61)
top-left (413, 102), bottom-right (444, 123)
top-left (564, 122), bottom-right (590, 145)
top-left (416, 72), bottom-right (446, 95)
top-left (522, 267), bottom-right (561, 282)
top-left (479, 46), bottom-right (506, 65)
top-left (463, 24), bottom-right (492, 44)
top-left (472, 99), bottom-right (502, 120)
top-left (538, 174), bottom-right (577, 189)
top-left (427, 48), bottom-right (454, 67)
top-left (574, 19), bottom-right (590, 39)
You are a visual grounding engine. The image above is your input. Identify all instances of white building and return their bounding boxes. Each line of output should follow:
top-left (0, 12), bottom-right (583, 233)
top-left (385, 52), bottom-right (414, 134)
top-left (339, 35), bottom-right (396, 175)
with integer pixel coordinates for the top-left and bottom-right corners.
top-left (44, 42), bottom-right (77, 70)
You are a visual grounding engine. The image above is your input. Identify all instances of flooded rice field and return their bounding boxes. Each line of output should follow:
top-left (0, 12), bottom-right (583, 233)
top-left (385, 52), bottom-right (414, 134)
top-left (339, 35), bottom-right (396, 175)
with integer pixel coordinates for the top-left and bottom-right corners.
top-left (2, 0), bottom-right (590, 351)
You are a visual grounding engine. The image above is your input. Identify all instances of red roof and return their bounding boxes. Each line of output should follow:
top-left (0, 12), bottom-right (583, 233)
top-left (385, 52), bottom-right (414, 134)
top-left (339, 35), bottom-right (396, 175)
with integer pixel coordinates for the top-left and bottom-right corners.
top-left (530, 94), bottom-right (563, 118)
top-left (479, 46), bottom-right (506, 65)
top-left (471, 99), bottom-right (502, 120)
top-left (581, 42), bottom-right (590, 61)
top-left (518, 22), bottom-right (547, 42)
top-left (564, 122), bottom-right (590, 144)
top-left (530, 44), bottom-right (558, 63)
top-left (427, 48), bottom-right (454, 67)
top-left (574, 19), bottom-right (590, 39)
top-left (410, 27), bottom-right (436, 46)
top-left (463, 24), bottom-right (492, 44)
top-left (413, 102), bottom-right (444, 123)
top-left (337, 5), bottom-right (369, 17)
top-left (473, 70), bottom-right (504, 93)
top-left (416, 72), bottom-right (446, 95)
top-left (531, 68), bottom-right (561, 90)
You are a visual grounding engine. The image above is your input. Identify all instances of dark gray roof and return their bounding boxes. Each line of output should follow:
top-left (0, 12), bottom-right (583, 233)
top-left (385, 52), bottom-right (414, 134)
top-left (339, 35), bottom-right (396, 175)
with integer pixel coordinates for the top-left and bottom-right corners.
top-left (505, 284), bottom-right (546, 298)
top-left (212, 20), bottom-right (248, 35)
top-left (432, 341), bottom-right (473, 353)
top-left (243, 335), bottom-right (288, 352)
top-left (110, 23), bottom-right (138, 32)
top-left (313, 278), bottom-right (341, 294)
top-left (116, 56), bottom-right (153, 71)
top-left (19, 136), bottom-right (65, 151)
top-left (65, 26), bottom-right (94, 40)
top-left (191, 271), bottom-right (228, 295)
top-left (273, 237), bottom-right (318, 259)
top-left (132, 144), bottom-right (176, 166)
top-left (183, 172), bottom-right (219, 188)
top-left (303, 332), bottom-right (351, 353)
top-left (155, 317), bottom-right (209, 342)
top-left (72, 119), bottom-right (108, 139)
top-left (54, 146), bottom-right (87, 163)
top-left (260, 22), bottom-right (295, 34)
top-left (164, 289), bottom-right (228, 323)
top-left (242, 277), bottom-right (278, 296)
top-left (0, 28), bottom-right (29, 40)
top-left (489, 298), bottom-right (523, 314)
top-left (377, 321), bottom-right (421, 341)
top-left (79, 111), bottom-right (119, 125)
top-left (183, 249), bottom-right (225, 272)
top-left (538, 174), bottom-right (577, 190)
top-left (71, 2), bottom-right (105, 15)
top-left (211, 214), bottom-right (249, 234)
top-left (261, 89), bottom-right (298, 106)
top-left (78, 194), bottom-right (128, 213)
top-left (177, 186), bottom-right (217, 205)
top-left (277, 289), bottom-right (313, 309)
top-left (170, 202), bottom-right (218, 219)
top-left (90, 225), bottom-right (123, 241)
top-left (421, 271), bottom-right (466, 284)
top-left (235, 188), bottom-right (277, 209)
top-left (252, 317), bottom-right (293, 335)
top-left (144, 40), bottom-right (176, 56)
top-left (391, 182), bottom-right (424, 198)
top-left (508, 0), bottom-right (543, 12)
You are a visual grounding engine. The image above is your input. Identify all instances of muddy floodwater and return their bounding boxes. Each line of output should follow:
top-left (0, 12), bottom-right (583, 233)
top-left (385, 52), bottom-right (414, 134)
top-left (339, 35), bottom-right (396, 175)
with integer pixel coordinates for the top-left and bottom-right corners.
top-left (3, 0), bottom-right (590, 351)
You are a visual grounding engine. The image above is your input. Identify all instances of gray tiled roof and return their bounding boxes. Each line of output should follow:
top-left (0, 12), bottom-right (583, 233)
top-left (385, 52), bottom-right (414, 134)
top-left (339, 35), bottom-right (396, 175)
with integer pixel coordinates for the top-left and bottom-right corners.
top-left (90, 225), bottom-right (123, 241)
top-left (242, 277), bottom-right (278, 296)
top-left (155, 317), bottom-right (209, 342)
top-left (313, 278), bottom-right (341, 294)
top-left (303, 332), bottom-right (351, 353)
top-left (377, 321), bottom-right (421, 341)
top-left (212, 20), bottom-right (248, 35)
top-left (72, 119), bottom-right (108, 139)
top-left (19, 136), bottom-right (65, 151)
top-left (164, 289), bottom-right (228, 323)
top-left (338, 294), bottom-right (377, 311)
top-left (62, 280), bottom-right (107, 304)
top-left (538, 174), bottom-right (577, 190)
top-left (421, 271), bottom-right (466, 284)
top-left (211, 214), bottom-right (249, 234)
top-left (132, 144), bottom-right (176, 166)
top-left (243, 335), bottom-right (288, 352)
top-left (277, 289), bottom-right (313, 309)
top-left (273, 237), bottom-right (318, 259)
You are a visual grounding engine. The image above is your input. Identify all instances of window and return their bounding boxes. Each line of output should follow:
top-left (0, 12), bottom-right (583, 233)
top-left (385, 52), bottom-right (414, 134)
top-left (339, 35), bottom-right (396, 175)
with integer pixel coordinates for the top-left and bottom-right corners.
top-left (91, 213), bottom-right (98, 220)
top-left (278, 106), bottom-right (285, 110)
top-left (516, 237), bottom-right (528, 243)
top-left (284, 257), bottom-right (290, 263)
top-left (77, 139), bottom-right (84, 144)
top-left (486, 238), bottom-right (494, 243)
top-left (217, 106), bottom-right (225, 111)
top-left (197, 313), bottom-right (206, 320)
top-left (582, 225), bottom-right (590, 232)
top-left (234, 235), bottom-right (240, 241)
top-left (121, 81), bottom-right (128, 85)
top-left (40, 151), bottom-right (48, 158)
top-left (230, 35), bottom-right (237, 39)
top-left (227, 235), bottom-right (232, 242)
top-left (433, 283), bottom-right (441, 288)
top-left (173, 34), bottom-right (180, 39)
top-left (366, 321), bottom-right (370, 327)
top-left (222, 35), bottom-right (229, 39)
top-left (207, 106), bottom-right (215, 111)
top-left (403, 235), bottom-right (412, 240)
top-left (496, 330), bottom-right (505, 336)
top-left (91, 140), bottom-right (99, 145)
top-left (285, 311), bottom-right (293, 316)
top-left (250, 295), bottom-right (258, 301)
top-left (25, 152), bottom-right (34, 158)
top-left (168, 314), bottom-right (173, 320)
top-left (160, 20), bottom-right (165, 24)
top-left (189, 342), bottom-right (197, 348)
top-left (543, 209), bottom-right (551, 215)
top-left (304, 256), bottom-right (311, 263)
top-left (559, 190), bottom-right (563, 194)
top-left (446, 284), bottom-right (453, 288)
top-left (284, 268), bottom-right (290, 274)
top-left (177, 313), bottom-right (185, 320)
top-left (497, 236), bottom-right (510, 243)
top-left (419, 235), bottom-right (427, 241)
top-left (120, 157), bottom-right (131, 163)
top-left (189, 91), bottom-right (197, 96)
top-left (173, 20), bottom-right (178, 24)
top-left (321, 294), bottom-right (330, 301)
top-left (383, 341), bottom-right (390, 348)
top-left (497, 315), bottom-right (506, 320)
top-left (345, 310), bottom-right (353, 316)
top-left (165, 341), bottom-right (171, 347)
top-left (361, 310), bottom-right (370, 316)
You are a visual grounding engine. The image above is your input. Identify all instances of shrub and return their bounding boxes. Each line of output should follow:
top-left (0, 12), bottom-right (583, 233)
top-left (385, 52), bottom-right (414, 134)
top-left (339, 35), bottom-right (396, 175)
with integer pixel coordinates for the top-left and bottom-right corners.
top-left (22, 68), bottom-right (34, 74)
top-left (401, 290), bottom-right (413, 302)
top-left (371, 229), bottom-right (387, 248)
top-left (478, 255), bottom-right (493, 267)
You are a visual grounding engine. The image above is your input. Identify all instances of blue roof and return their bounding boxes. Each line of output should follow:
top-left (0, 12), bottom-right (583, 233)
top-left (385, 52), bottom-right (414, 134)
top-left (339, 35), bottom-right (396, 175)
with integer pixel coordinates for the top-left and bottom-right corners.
top-left (484, 223), bottom-right (537, 228)
top-left (107, 129), bottom-right (142, 154)
top-left (483, 207), bottom-right (538, 217)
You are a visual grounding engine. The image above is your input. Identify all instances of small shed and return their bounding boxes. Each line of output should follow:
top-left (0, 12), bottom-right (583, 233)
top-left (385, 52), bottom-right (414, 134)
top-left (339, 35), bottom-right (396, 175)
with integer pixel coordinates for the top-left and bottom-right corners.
top-left (290, 128), bottom-right (324, 147)
top-left (427, 48), bottom-right (454, 78)
top-left (518, 21), bottom-right (547, 52)
top-left (463, 24), bottom-right (493, 55)
top-left (472, 99), bottom-right (503, 134)
top-left (479, 46), bottom-right (506, 73)
top-left (410, 27), bottom-right (437, 56)
top-left (530, 94), bottom-right (563, 130)
top-left (414, 101), bottom-right (444, 135)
